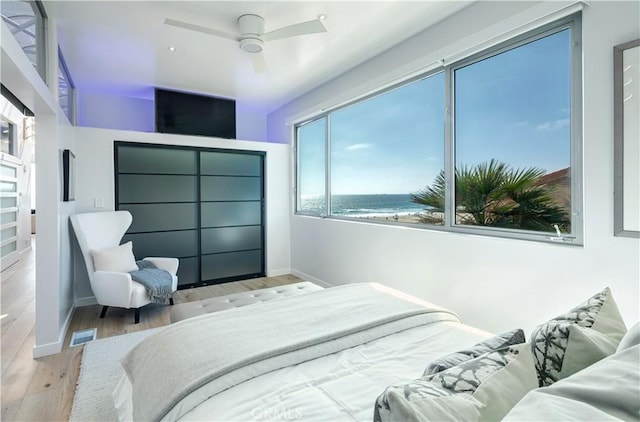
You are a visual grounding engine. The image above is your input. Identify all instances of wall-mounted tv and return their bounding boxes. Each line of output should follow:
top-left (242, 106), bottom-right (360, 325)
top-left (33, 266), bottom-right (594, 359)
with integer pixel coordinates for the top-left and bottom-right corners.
top-left (155, 88), bottom-right (236, 139)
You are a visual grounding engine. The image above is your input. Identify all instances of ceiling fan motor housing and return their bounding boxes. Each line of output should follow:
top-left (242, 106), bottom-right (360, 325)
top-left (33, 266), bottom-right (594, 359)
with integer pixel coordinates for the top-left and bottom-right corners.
top-left (238, 14), bottom-right (265, 52)
top-left (239, 37), bottom-right (264, 53)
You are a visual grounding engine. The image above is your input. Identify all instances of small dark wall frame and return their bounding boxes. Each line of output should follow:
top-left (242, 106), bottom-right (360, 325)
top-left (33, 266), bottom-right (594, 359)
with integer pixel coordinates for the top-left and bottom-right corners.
top-left (63, 149), bottom-right (75, 201)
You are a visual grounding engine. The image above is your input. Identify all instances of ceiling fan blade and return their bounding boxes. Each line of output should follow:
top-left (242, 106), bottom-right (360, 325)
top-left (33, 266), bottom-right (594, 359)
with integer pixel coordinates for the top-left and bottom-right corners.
top-left (249, 52), bottom-right (268, 73)
top-left (164, 18), bottom-right (239, 41)
top-left (262, 19), bottom-right (326, 42)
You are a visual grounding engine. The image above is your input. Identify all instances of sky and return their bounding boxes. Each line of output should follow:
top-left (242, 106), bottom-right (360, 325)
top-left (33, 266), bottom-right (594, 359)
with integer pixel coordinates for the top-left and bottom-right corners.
top-left (299, 29), bottom-right (571, 196)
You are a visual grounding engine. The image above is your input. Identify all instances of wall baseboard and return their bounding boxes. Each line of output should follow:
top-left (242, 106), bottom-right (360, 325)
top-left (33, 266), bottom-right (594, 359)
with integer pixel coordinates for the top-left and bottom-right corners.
top-left (74, 295), bottom-right (98, 307)
top-left (266, 268), bottom-right (291, 277)
top-left (33, 305), bottom-right (75, 358)
top-left (290, 270), bottom-right (336, 288)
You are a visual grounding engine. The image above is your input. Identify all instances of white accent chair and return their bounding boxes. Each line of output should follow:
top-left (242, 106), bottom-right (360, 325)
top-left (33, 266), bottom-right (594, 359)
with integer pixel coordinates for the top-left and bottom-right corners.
top-left (70, 210), bottom-right (179, 324)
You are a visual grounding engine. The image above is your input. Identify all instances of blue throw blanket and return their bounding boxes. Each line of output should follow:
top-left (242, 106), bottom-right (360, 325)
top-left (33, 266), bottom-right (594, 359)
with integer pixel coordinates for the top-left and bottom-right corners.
top-left (129, 260), bottom-right (173, 304)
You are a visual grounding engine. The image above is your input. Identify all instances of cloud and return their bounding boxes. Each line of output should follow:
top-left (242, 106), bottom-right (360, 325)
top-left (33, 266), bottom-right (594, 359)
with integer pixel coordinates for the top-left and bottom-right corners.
top-left (536, 118), bottom-right (570, 131)
top-left (345, 143), bottom-right (372, 151)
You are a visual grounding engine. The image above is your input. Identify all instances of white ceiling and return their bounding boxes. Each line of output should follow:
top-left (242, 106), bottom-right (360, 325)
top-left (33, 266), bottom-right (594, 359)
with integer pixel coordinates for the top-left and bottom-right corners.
top-left (48, 1), bottom-right (473, 113)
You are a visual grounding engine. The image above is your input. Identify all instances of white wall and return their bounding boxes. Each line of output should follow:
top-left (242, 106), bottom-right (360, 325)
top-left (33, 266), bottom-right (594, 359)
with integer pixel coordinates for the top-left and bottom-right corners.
top-left (268, 1), bottom-right (640, 336)
top-left (72, 126), bottom-right (291, 302)
top-left (77, 92), bottom-right (155, 132)
top-left (77, 92), bottom-right (269, 142)
top-left (2, 14), bottom-right (76, 357)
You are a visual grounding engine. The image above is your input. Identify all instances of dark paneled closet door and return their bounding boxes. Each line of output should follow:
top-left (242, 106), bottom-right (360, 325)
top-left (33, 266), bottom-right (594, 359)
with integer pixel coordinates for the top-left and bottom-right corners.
top-left (199, 151), bottom-right (264, 281)
top-left (115, 142), bottom-right (265, 289)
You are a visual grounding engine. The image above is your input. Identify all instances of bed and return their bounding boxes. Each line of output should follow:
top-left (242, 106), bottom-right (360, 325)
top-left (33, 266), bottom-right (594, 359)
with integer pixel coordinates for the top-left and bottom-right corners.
top-left (112, 282), bottom-right (639, 421)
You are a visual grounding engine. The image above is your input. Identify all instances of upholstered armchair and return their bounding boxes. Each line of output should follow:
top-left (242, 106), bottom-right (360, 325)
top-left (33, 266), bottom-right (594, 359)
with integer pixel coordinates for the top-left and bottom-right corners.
top-left (70, 210), bottom-right (178, 323)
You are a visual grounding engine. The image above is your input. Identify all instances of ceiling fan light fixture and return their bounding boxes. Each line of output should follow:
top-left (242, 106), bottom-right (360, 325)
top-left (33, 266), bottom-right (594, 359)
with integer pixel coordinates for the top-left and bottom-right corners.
top-left (240, 37), bottom-right (264, 53)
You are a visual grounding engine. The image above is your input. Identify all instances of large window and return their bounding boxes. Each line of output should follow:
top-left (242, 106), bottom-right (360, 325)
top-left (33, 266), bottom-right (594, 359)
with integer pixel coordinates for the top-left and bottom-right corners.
top-left (295, 16), bottom-right (582, 244)
top-left (1, 0), bottom-right (48, 83)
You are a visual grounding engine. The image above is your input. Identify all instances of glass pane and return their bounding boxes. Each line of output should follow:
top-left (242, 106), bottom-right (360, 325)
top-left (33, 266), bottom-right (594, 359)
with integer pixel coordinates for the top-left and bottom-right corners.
top-left (118, 174), bottom-right (197, 203)
top-left (201, 176), bottom-right (261, 201)
top-left (1, 0), bottom-right (44, 80)
top-left (58, 48), bottom-right (73, 122)
top-left (454, 29), bottom-right (571, 233)
top-left (117, 145), bottom-right (197, 174)
top-left (0, 163), bottom-right (17, 178)
top-left (0, 212), bottom-right (16, 224)
top-left (201, 202), bottom-right (261, 228)
top-left (1, 242), bottom-right (17, 258)
top-left (0, 226), bottom-right (17, 241)
top-left (201, 226), bottom-right (261, 254)
top-left (297, 118), bottom-right (326, 213)
top-left (1, 122), bottom-right (15, 156)
top-left (330, 74), bottom-right (445, 224)
top-left (120, 203), bottom-right (197, 233)
top-left (0, 197), bottom-right (17, 208)
top-left (0, 181), bottom-right (16, 192)
top-left (176, 257), bottom-right (199, 286)
top-left (201, 250), bottom-right (262, 281)
top-left (200, 151), bottom-right (261, 176)
top-left (122, 230), bottom-right (198, 259)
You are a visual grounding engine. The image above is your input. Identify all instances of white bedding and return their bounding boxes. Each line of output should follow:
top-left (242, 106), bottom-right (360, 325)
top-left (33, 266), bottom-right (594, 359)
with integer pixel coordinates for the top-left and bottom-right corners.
top-left (114, 284), bottom-right (494, 421)
top-left (179, 320), bottom-right (491, 421)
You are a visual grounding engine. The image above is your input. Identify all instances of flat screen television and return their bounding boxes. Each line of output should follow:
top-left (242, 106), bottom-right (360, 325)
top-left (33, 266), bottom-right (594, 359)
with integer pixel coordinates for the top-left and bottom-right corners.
top-left (155, 88), bottom-right (236, 139)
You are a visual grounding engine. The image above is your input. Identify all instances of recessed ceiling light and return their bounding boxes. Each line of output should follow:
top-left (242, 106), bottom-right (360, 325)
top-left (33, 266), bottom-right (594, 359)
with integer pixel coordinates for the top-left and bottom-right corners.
top-left (318, 14), bottom-right (327, 20)
top-left (168, 46), bottom-right (176, 52)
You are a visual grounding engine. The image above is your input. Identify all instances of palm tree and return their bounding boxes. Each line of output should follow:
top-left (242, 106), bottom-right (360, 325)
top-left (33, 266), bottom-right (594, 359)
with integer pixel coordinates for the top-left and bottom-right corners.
top-left (410, 159), bottom-right (570, 232)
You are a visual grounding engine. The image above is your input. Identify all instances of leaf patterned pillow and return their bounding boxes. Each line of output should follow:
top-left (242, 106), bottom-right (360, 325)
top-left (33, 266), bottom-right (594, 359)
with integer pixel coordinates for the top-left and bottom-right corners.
top-left (374, 342), bottom-right (537, 422)
top-left (530, 287), bottom-right (627, 386)
top-left (423, 329), bottom-right (525, 376)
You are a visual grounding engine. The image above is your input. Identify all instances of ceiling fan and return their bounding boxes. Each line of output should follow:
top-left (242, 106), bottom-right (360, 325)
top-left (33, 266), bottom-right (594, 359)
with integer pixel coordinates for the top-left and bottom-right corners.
top-left (164, 14), bottom-right (327, 73)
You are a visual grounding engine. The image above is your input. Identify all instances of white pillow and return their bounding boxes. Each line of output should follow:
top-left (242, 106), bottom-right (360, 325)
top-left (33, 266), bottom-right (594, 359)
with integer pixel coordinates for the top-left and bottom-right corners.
top-left (530, 287), bottom-right (626, 387)
top-left (617, 322), bottom-right (640, 352)
top-left (374, 342), bottom-right (538, 422)
top-left (504, 344), bottom-right (640, 421)
top-left (91, 241), bottom-right (138, 273)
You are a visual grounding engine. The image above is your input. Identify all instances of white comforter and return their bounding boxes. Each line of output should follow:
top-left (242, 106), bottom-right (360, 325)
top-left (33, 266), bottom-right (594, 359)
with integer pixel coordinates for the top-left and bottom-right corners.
top-left (181, 320), bottom-right (491, 421)
top-left (115, 283), bottom-right (493, 421)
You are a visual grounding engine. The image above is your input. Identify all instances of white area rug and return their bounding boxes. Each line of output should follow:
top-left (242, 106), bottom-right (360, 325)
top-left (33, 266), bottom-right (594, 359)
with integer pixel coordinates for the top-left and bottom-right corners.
top-left (70, 327), bottom-right (163, 422)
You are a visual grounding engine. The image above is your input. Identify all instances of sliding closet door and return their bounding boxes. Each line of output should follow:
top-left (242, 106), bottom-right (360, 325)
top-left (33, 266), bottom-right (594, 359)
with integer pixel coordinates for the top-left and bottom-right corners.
top-left (200, 151), bottom-right (263, 281)
top-left (115, 142), bottom-right (265, 288)
top-left (116, 144), bottom-right (199, 286)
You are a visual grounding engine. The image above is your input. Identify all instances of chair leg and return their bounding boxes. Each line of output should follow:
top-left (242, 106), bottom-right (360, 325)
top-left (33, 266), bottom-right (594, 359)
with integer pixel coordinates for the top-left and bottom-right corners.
top-left (134, 308), bottom-right (140, 324)
top-left (169, 297), bottom-right (174, 306)
top-left (99, 306), bottom-right (109, 319)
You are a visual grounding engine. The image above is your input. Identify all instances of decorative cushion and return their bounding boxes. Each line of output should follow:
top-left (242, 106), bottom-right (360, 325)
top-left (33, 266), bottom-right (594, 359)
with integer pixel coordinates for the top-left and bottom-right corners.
top-left (423, 329), bottom-right (525, 376)
top-left (617, 322), bottom-right (640, 352)
top-left (530, 287), bottom-right (626, 387)
top-left (91, 241), bottom-right (138, 273)
top-left (374, 342), bottom-right (538, 422)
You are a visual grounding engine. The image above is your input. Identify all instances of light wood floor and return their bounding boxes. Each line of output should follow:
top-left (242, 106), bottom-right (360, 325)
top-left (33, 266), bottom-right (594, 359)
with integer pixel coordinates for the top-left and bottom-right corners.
top-left (1, 239), bottom-right (301, 421)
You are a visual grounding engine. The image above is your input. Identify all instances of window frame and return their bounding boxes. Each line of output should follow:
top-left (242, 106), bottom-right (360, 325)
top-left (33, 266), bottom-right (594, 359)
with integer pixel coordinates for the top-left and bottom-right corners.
top-left (294, 14), bottom-right (583, 245)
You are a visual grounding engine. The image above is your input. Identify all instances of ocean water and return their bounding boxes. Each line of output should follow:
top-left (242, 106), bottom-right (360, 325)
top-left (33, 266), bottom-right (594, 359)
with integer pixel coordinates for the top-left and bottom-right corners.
top-left (300, 194), bottom-right (428, 217)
